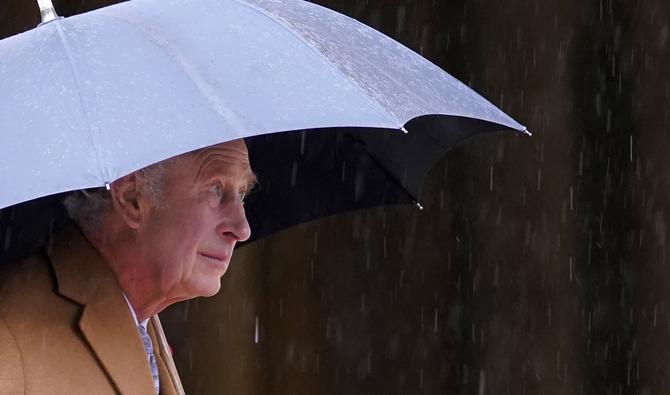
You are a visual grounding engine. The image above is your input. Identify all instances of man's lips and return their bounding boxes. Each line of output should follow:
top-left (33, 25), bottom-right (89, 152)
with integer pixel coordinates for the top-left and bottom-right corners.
top-left (198, 253), bottom-right (228, 262)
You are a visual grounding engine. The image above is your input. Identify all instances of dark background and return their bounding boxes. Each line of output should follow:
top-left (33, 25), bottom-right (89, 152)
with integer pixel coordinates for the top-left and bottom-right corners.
top-left (2, 0), bottom-right (669, 393)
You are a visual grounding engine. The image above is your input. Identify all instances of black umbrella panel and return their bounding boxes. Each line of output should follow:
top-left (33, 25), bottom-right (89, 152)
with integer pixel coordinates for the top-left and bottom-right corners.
top-left (243, 115), bottom-right (522, 242)
top-left (0, 116), bottom-right (522, 264)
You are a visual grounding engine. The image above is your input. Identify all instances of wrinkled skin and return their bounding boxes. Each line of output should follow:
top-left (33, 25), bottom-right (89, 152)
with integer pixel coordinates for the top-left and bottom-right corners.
top-left (93, 139), bottom-right (256, 321)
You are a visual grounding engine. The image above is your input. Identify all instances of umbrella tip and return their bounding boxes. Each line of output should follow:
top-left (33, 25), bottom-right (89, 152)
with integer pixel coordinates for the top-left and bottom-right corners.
top-left (36, 0), bottom-right (59, 25)
top-left (415, 201), bottom-right (424, 210)
top-left (522, 128), bottom-right (532, 137)
top-left (105, 182), bottom-right (111, 191)
top-left (401, 127), bottom-right (409, 134)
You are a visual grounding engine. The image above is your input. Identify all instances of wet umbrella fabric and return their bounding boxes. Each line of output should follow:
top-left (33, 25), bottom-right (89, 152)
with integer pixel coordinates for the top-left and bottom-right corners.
top-left (0, 0), bottom-right (526, 261)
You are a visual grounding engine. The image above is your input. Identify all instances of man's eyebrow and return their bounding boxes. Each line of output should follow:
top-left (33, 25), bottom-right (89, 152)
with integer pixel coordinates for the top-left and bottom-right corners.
top-left (244, 172), bottom-right (258, 189)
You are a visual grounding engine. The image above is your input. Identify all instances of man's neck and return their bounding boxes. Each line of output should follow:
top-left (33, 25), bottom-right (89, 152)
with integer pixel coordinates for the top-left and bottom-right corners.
top-left (122, 292), bottom-right (150, 329)
top-left (80, 223), bottom-right (166, 322)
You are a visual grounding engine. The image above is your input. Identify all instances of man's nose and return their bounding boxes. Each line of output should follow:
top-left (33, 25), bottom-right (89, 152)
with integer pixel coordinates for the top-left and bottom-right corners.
top-left (221, 199), bottom-right (251, 242)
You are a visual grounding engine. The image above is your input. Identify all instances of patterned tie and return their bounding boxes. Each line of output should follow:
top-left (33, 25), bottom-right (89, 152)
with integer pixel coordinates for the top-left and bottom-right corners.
top-left (138, 324), bottom-right (160, 394)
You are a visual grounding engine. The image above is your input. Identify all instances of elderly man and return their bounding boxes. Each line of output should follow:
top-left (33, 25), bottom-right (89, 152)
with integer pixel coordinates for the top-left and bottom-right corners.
top-left (0, 139), bottom-right (256, 394)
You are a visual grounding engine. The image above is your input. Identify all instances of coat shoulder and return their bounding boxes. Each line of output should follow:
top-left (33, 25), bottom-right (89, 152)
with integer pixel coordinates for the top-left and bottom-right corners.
top-left (0, 252), bottom-right (57, 318)
top-left (0, 316), bottom-right (24, 394)
top-left (0, 249), bottom-right (120, 395)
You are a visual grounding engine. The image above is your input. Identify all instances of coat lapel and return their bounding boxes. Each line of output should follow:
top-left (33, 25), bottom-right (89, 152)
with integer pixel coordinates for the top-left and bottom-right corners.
top-left (47, 225), bottom-right (156, 395)
top-left (148, 316), bottom-right (185, 395)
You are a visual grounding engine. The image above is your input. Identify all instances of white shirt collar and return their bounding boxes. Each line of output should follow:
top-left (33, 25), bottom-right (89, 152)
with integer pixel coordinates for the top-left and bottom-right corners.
top-left (122, 292), bottom-right (149, 330)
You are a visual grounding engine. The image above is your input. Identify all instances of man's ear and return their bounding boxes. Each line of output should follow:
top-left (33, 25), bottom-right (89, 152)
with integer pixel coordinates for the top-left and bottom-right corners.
top-left (110, 173), bottom-right (143, 229)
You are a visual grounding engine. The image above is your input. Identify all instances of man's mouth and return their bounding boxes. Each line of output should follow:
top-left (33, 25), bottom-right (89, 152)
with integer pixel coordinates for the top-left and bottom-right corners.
top-left (199, 253), bottom-right (227, 262)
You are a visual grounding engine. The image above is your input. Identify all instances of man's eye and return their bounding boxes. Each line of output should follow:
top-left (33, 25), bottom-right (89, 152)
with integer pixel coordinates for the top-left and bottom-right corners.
top-left (210, 183), bottom-right (251, 204)
top-left (211, 184), bottom-right (223, 197)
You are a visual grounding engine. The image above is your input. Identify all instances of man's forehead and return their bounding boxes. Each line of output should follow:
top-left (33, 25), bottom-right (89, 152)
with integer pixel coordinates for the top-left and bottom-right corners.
top-left (185, 141), bottom-right (255, 183)
top-left (195, 139), bottom-right (248, 159)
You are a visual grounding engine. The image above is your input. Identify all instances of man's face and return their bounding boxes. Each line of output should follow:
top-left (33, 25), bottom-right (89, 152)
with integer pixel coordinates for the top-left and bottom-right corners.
top-left (135, 139), bottom-right (255, 301)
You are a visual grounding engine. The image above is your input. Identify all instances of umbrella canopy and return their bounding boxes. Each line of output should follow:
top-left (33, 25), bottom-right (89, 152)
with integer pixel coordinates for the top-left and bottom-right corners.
top-left (0, 0), bottom-right (527, 262)
top-left (0, 0), bottom-right (525, 210)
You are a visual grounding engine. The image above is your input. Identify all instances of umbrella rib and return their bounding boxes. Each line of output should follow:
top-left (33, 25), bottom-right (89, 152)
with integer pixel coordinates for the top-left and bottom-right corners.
top-left (234, 1), bottom-right (529, 134)
top-left (98, 12), bottom-right (250, 141)
top-left (53, 22), bottom-right (108, 185)
top-left (343, 132), bottom-right (420, 205)
top-left (231, 0), bottom-right (403, 129)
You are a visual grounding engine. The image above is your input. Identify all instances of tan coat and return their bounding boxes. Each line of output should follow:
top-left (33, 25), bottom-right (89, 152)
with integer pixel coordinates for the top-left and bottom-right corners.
top-left (0, 226), bottom-right (185, 395)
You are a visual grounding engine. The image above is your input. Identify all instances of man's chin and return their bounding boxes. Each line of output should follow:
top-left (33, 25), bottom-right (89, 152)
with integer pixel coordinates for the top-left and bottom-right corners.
top-left (195, 280), bottom-right (222, 298)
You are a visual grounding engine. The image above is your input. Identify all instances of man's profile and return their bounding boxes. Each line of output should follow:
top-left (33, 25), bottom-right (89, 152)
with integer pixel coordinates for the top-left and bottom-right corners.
top-left (0, 139), bottom-right (256, 394)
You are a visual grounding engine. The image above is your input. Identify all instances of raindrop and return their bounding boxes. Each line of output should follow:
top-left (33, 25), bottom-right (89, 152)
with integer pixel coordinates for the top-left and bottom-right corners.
top-left (588, 230), bottom-right (593, 265)
top-left (3, 227), bottom-right (12, 251)
top-left (286, 342), bottom-right (294, 363)
top-left (290, 161), bottom-right (298, 186)
top-left (660, 24), bottom-right (669, 47)
top-left (254, 316), bottom-right (259, 344)
top-left (653, 304), bottom-right (658, 327)
top-left (420, 304), bottom-right (425, 330)
top-left (478, 369), bottom-right (486, 395)
top-left (395, 6), bottom-right (405, 36)
top-left (569, 257), bottom-right (573, 282)
top-left (489, 166), bottom-right (494, 191)
top-left (599, 0), bottom-right (603, 20)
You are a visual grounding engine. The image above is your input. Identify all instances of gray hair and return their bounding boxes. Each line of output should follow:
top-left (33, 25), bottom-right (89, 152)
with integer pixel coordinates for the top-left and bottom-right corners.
top-left (63, 160), bottom-right (174, 231)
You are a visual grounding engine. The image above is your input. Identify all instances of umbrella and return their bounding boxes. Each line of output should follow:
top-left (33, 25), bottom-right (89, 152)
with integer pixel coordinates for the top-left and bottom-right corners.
top-left (0, 0), bottom-right (527, 262)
